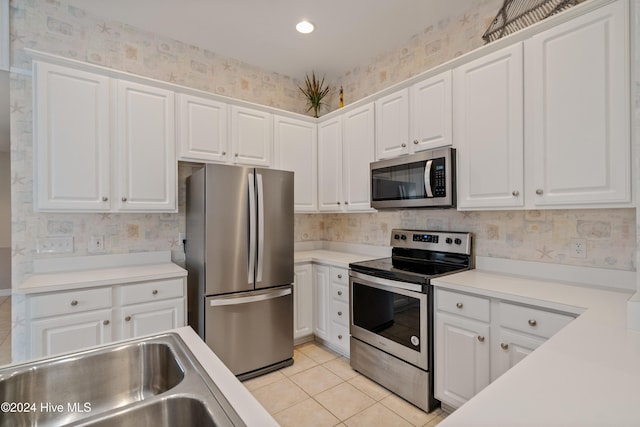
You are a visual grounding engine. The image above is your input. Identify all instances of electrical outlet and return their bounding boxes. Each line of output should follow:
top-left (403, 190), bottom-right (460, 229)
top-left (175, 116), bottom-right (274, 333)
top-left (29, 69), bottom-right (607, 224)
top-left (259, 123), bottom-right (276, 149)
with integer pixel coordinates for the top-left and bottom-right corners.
top-left (571, 238), bottom-right (587, 259)
top-left (178, 232), bottom-right (186, 246)
top-left (37, 236), bottom-right (74, 254)
top-left (88, 235), bottom-right (105, 253)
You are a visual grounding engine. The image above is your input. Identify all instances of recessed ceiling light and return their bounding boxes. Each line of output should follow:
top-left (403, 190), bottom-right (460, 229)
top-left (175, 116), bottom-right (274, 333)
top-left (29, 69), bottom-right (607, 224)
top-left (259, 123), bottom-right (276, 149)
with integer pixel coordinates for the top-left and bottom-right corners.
top-left (296, 20), bottom-right (314, 34)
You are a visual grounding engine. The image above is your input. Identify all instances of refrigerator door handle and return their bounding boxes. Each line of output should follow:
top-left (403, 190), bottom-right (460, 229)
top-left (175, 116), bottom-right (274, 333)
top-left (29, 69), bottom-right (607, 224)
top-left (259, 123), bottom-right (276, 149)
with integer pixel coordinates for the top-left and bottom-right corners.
top-left (256, 172), bottom-right (265, 283)
top-left (209, 287), bottom-right (292, 307)
top-left (248, 172), bottom-right (257, 285)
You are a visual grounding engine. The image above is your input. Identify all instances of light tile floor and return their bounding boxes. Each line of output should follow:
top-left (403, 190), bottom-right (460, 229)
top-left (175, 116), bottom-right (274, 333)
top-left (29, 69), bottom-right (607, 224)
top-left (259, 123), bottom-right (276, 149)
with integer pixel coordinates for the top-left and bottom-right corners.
top-left (243, 341), bottom-right (447, 427)
top-left (0, 296), bottom-right (11, 366)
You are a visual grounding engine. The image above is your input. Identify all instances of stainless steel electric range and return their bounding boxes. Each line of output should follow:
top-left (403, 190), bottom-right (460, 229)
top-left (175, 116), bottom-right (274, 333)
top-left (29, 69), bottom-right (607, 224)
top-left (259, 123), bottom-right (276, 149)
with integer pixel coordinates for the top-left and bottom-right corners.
top-left (349, 229), bottom-right (473, 412)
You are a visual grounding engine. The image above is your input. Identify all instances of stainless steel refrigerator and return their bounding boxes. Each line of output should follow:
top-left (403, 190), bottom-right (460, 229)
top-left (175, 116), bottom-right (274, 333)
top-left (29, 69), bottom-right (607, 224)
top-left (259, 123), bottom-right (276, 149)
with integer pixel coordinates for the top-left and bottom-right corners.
top-left (185, 163), bottom-right (294, 380)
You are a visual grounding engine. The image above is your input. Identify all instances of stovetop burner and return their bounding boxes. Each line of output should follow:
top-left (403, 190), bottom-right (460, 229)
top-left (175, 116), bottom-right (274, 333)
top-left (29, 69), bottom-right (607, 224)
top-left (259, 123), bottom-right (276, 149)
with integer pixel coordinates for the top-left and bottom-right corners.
top-left (349, 229), bottom-right (473, 286)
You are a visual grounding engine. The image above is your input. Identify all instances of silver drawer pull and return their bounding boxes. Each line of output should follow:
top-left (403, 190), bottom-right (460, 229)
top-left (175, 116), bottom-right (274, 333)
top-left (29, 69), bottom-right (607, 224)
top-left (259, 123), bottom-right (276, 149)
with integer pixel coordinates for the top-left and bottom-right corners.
top-left (337, 290), bottom-right (343, 296)
top-left (338, 311), bottom-right (342, 316)
top-left (512, 190), bottom-right (519, 197)
top-left (528, 319), bottom-right (537, 327)
top-left (456, 302), bottom-right (463, 309)
top-left (338, 334), bottom-right (343, 340)
top-left (121, 197), bottom-right (127, 202)
top-left (70, 300), bottom-right (78, 306)
top-left (477, 336), bottom-right (485, 342)
top-left (152, 290), bottom-right (158, 295)
top-left (102, 196), bottom-right (108, 202)
top-left (501, 343), bottom-right (509, 350)
top-left (337, 274), bottom-right (342, 279)
top-left (103, 320), bottom-right (110, 326)
top-left (536, 189), bottom-right (544, 195)
top-left (125, 316), bottom-right (131, 322)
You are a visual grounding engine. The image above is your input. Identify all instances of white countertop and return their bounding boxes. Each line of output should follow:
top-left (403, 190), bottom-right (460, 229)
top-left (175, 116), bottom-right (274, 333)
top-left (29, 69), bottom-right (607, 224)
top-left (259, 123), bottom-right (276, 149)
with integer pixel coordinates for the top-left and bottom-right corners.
top-left (174, 327), bottom-right (278, 427)
top-left (433, 270), bottom-right (640, 427)
top-left (295, 249), bottom-right (382, 267)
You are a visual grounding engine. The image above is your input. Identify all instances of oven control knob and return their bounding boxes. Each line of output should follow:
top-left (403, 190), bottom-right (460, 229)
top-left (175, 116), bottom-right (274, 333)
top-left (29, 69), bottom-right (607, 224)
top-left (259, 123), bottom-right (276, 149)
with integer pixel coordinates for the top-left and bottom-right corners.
top-left (410, 336), bottom-right (420, 347)
top-left (454, 238), bottom-right (462, 245)
top-left (445, 238), bottom-right (453, 244)
top-left (400, 235), bottom-right (407, 240)
top-left (394, 234), bottom-right (400, 240)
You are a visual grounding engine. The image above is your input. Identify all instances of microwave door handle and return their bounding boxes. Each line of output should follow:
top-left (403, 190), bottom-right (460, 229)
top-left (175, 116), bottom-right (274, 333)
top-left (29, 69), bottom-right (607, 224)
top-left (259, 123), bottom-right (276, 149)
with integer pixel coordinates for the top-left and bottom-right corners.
top-left (424, 160), bottom-right (434, 198)
top-left (248, 172), bottom-right (256, 285)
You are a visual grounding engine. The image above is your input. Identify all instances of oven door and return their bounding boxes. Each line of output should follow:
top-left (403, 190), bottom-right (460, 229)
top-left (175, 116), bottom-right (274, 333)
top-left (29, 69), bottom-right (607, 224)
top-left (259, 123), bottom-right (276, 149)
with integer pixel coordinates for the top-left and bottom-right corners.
top-left (349, 271), bottom-right (429, 370)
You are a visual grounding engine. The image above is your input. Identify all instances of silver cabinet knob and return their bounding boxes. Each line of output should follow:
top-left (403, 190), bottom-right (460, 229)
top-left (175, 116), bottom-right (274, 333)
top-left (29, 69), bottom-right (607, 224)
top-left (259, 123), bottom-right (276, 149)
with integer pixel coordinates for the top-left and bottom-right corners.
top-left (337, 201), bottom-right (341, 205)
top-left (103, 320), bottom-right (110, 326)
top-left (512, 190), bottom-right (519, 197)
top-left (70, 300), bottom-right (78, 306)
top-left (222, 151), bottom-right (226, 155)
top-left (456, 302), bottom-right (463, 309)
top-left (401, 143), bottom-right (407, 148)
top-left (528, 319), bottom-right (537, 327)
top-left (501, 343), bottom-right (509, 350)
top-left (125, 316), bottom-right (131, 322)
top-left (337, 290), bottom-right (343, 296)
top-left (338, 311), bottom-right (343, 316)
top-left (344, 201), bottom-right (348, 205)
top-left (102, 196), bottom-right (108, 202)
top-left (477, 336), bottom-right (485, 342)
top-left (338, 334), bottom-right (343, 340)
top-left (152, 290), bottom-right (158, 295)
top-left (337, 274), bottom-right (342, 279)
top-left (234, 153), bottom-right (239, 157)
top-left (121, 197), bottom-right (127, 202)
top-left (413, 140), bottom-right (419, 145)
top-left (536, 189), bottom-right (544, 195)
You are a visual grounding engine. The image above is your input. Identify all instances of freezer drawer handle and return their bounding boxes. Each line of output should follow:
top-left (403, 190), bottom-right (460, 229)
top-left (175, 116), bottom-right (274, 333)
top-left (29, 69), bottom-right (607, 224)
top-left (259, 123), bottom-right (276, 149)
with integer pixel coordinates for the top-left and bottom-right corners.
top-left (209, 287), bottom-right (292, 307)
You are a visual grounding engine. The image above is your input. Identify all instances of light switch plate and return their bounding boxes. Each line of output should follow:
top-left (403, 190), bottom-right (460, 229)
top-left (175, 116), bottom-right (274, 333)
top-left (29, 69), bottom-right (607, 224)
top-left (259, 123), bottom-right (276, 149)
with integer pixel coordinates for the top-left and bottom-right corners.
top-left (37, 236), bottom-right (74, 254)
top-left (88, 235), bottom-right (105, 253)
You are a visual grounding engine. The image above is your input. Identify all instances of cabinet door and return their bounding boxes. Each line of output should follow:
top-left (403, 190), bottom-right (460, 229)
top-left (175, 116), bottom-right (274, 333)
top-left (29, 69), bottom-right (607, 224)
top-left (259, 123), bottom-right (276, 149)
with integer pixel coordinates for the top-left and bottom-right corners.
top-left (375, 88), bottom-right (409, 159)
top-left (435, 312), bottom-right (490, 409)
top-left (525, 0), bottom-right (630, 207)
top-left (293, 264), bottom-right (314, 340)
top-left (115, 80), bottom-right (176, 211)
top-left (492, 328), bottom-right (545, 381)
top-left (312, 265), bottom-right (330, 341)
top-left (231, 105), bottom-right (273, 167)
top-left (30, 309), bottom-right (112, 358)
top-left (33, 61), bottom-right (111, 211)
top-left (410, 70), bottom-right (452, 152)
top-left (454, 43), bottom-right (524, 209)
top-left (317, 116), bottom-right (343, 211)
top-left (274, 115), bottom-right (318, 212)
top-left (177, 93), bottom-right (228, 163)
top-left (120, 299), bottom-right (185, 339)
top-left (343, 103), bottom-right (375, 211)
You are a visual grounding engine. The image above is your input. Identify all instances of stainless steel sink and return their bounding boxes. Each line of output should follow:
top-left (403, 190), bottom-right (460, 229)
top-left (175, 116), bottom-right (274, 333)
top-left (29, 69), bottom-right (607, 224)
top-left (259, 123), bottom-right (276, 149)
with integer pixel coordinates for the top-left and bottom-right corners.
top-left (0, 333), bottom-right (245, 427)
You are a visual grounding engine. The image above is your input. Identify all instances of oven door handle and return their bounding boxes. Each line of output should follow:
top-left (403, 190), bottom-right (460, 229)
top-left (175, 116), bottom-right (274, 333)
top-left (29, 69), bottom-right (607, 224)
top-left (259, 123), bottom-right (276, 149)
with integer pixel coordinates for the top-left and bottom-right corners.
top-left (349, 271), bottom-right (425, 295)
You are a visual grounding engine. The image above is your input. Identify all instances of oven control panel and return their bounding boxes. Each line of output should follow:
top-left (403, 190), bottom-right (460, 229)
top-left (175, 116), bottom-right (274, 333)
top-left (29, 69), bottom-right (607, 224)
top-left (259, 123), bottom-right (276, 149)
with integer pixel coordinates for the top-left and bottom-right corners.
top-left (391, 229), bottom-right (471, 255)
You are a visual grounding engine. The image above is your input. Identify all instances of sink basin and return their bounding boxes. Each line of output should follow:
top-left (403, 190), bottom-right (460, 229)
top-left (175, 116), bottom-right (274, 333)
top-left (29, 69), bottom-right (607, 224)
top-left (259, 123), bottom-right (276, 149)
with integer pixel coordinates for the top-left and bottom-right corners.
top-left (0, 333), bottom-right (244, 427)
top-left (73, 396), bottom-right (218, 427)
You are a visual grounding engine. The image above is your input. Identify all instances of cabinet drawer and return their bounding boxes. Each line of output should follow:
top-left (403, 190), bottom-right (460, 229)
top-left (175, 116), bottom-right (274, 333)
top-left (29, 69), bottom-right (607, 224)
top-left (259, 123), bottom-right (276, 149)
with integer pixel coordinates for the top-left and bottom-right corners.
top-left (331, 282), bottom-right (348, 303)
top-left (499, 302), bottom-right (574, 339)
top-left (436, 289), bottom-right (490, 322)
top-left (331, 322), bottom-right (350, 354)
top-left (121, 279), bottom-right (184, 306)
top-left (29, 287), bottom-right (112, 319)
top-left (332, 267), bottom-right (348, 285)
top-left (331, 300), bottom-right (349, 326)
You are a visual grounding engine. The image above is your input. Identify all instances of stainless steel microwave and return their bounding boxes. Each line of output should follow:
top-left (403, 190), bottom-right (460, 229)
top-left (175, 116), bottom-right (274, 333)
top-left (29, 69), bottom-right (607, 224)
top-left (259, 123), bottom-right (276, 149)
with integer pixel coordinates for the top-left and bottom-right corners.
top-left (370, 147), bottom-right (455, 209)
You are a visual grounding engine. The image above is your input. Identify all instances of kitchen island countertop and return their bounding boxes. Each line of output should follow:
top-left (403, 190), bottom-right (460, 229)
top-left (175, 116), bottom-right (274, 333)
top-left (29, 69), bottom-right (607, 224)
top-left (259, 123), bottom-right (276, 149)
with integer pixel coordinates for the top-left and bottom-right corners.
top-left (433, 269), bottom-right (640, 427)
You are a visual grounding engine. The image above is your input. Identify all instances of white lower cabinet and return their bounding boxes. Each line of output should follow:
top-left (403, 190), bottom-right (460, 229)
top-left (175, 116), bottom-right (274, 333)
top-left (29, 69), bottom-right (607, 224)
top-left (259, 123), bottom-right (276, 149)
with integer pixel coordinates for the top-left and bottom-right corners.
top-left (27, 277), bottom-right (186, 359)
top-left (434, 287), bottom-right (575, 410)
top-left (311, 264), bottom-right (350, 356)
top-left (293, 263), bottom-right (314, 341)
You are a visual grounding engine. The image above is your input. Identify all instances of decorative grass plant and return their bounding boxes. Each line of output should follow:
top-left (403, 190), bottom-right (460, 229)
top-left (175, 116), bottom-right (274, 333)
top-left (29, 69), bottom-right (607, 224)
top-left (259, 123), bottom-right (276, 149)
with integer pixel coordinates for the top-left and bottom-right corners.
top-left (299, 72), bottom-right (331, 118)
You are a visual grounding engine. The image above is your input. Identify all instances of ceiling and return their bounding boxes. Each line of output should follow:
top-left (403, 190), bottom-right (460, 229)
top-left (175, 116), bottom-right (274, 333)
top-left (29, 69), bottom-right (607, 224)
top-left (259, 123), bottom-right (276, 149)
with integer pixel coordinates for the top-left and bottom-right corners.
top-left (63, 0), bottom-right (474, 81)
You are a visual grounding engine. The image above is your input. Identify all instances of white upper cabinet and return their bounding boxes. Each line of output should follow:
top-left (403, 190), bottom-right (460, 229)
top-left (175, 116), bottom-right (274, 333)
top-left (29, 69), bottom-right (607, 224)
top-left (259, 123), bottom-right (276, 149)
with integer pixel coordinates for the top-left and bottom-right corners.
top-left (34, 62), bottom-right (111, 211)
top-left (454, 43), bottom-right (524, 209)
top-left (342, 103), bottom-right (375, 211)
top-left (177, 93), bottom-right (228, 163)
top-left (525, 0), bottom-right (630, 207)
top-left (375, 88), bottom-right (409, 159)
top-left (230, 105), bottom-right (273, 167)
top-left (274, 115), bottom-right (318, 212)
top-left (318, 104), bottom-right (375, 212)
top-left (410, 70), bottom-right (452, 152)
top-left (376, 71), bottom-right (452, 160)
top-left (115, 80), bottom-right (176, 212)
top-left (317, 116), bottom-right (343, 211)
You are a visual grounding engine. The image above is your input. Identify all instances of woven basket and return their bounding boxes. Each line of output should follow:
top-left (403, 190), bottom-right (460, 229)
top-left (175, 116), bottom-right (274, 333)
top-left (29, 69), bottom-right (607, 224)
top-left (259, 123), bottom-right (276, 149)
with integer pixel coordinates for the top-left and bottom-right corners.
top-left (482, 0), bottom-right (585, 43)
